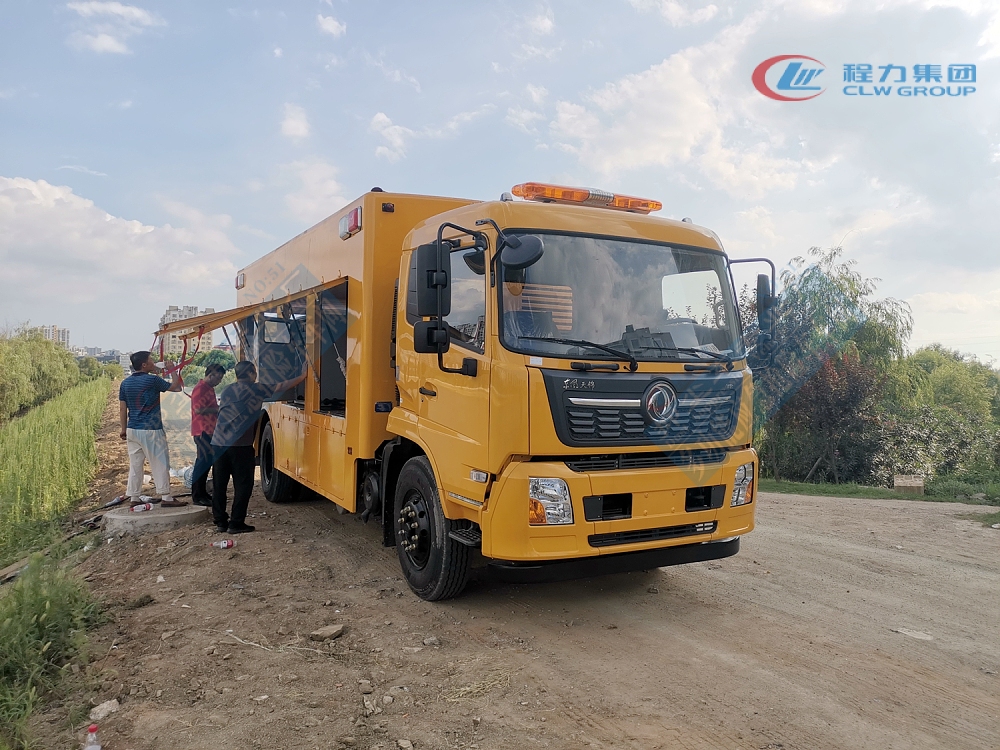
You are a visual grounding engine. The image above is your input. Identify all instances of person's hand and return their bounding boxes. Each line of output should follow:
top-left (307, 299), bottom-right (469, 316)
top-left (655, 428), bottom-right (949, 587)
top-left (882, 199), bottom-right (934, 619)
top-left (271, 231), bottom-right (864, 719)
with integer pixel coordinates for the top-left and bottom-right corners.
top-left (119, 429), bottom-right (127, 440)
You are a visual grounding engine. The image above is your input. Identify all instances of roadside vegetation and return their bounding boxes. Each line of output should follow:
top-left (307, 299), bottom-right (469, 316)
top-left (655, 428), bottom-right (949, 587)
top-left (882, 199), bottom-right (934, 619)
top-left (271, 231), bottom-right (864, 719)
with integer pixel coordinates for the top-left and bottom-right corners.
top-left (177, 348), bottom-right (237, 393)
top-left (0, 552), bottom-right (100, 750)
top-left (742, 247), bottom-right (1000, 499)
top-left (0, 329), bottom-right (118, 424)
top-left (0, 378), bottom-right (111, 568)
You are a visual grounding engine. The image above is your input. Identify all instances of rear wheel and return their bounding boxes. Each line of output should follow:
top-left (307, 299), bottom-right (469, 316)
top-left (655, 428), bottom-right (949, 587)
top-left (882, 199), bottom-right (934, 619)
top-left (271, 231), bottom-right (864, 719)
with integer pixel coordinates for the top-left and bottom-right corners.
top-left (393, 457), bottom-right (470, 601)
top-left (260, 422), bottom-right (300, 503)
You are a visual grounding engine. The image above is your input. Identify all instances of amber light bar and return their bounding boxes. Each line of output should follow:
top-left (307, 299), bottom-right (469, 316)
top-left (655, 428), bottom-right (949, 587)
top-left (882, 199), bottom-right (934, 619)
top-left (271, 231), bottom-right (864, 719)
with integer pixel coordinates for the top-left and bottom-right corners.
top-left (511, 182), bottom-right (662, 214)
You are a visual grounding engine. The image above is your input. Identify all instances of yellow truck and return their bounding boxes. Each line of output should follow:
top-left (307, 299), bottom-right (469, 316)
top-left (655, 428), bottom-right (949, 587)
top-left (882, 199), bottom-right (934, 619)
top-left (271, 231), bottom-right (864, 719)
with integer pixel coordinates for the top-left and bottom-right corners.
top-left (158, 182), bottom-right (777, 600)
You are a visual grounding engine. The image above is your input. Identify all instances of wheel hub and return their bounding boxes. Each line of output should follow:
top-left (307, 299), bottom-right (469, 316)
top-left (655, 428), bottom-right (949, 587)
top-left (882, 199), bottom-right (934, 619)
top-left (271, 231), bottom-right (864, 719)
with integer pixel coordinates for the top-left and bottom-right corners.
top-left (397, 490), bottom-right (431, 569)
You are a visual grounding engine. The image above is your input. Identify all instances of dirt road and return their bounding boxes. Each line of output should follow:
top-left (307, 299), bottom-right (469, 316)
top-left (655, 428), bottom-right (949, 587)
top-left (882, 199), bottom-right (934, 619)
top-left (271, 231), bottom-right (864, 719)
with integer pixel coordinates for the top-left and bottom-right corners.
top-left (39, 430), bottom-right (1000, 750)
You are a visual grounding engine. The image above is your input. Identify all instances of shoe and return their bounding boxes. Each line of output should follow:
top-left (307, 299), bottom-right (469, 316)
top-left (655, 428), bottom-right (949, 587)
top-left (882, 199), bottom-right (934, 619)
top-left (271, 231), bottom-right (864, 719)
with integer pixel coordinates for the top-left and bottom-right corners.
top-left (160, 499), bottom-right (188, 507)
top-left (228, 523), bottom-right (256, 534)
top-left (192, 498), bottom-right (212, 507)
top-left (215, 524), bottom-right (229, 533)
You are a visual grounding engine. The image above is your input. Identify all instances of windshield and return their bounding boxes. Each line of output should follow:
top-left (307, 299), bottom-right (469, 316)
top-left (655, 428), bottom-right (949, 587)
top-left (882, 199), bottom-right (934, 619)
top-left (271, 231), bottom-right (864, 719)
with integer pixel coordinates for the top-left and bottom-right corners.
top-left (499, 233), bottom-right (744, 362)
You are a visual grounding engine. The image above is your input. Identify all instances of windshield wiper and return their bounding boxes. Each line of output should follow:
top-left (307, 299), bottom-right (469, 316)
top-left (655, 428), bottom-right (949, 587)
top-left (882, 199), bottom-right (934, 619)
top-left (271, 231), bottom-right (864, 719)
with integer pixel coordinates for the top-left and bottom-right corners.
top-left (622, 341), bottom-right (735, 371)
top-left (519, 336), bottom-right (638, 372)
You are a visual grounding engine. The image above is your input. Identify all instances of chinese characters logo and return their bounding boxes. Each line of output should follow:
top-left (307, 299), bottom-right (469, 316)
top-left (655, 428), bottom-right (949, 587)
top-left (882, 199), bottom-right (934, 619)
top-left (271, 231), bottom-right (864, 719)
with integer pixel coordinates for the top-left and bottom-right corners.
top-left (753, 58), bottom-right (978, 100)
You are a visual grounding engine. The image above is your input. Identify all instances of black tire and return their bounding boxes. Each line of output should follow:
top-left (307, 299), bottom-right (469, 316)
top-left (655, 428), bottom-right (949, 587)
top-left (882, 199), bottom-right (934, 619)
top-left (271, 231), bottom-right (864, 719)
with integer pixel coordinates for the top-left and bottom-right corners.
top-left (393, 457), bottom-right (470, 601)
top-left (259, 422), bottom-right (300, 503)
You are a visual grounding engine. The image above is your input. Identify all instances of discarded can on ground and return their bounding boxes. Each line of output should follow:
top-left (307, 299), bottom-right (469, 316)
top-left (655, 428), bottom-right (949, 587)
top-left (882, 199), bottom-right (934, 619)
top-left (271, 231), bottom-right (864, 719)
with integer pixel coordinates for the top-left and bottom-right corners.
top-left (130, 503), bottom-right (153, 513)
top-left (210, 540), bottom-right (235, 549)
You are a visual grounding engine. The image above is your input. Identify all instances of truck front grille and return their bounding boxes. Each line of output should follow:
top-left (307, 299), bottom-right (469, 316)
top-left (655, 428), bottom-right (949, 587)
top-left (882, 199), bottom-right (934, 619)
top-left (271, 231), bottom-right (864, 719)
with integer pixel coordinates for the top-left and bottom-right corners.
top-left (566, 398), bottom-right (736, 443)
top-left (588, 521), bottom-right (717, 548)
top-left (542, 369), bottom-right (743, 448)
top-left (565, 448), bottom-right (729, 472)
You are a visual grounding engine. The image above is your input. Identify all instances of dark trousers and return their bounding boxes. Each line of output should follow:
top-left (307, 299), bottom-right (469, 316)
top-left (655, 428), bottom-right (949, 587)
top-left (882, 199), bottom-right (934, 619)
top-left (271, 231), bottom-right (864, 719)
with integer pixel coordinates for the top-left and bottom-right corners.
top-left (212, 445), bottom-right (256, 528)
top-left (192, 432), bottom-right (217, 503)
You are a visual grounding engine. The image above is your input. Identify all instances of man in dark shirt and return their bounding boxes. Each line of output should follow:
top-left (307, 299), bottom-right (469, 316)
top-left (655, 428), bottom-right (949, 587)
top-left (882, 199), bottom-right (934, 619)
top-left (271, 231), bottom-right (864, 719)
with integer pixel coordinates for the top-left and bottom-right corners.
top-left (210, 361), bottom-right (306, 533)
top-left (190, 363), bottom-right (226, 506)
top-left (119, 351), bottom-right (185, 506)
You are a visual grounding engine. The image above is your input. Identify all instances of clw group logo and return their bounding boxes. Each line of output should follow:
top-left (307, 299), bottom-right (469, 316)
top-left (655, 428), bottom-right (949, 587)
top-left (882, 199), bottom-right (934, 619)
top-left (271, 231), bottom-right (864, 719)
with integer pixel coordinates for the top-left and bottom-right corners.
top-left (752, 55), bottom-right (827, 101)
top-left (753, 55), bottom-right (978, 100)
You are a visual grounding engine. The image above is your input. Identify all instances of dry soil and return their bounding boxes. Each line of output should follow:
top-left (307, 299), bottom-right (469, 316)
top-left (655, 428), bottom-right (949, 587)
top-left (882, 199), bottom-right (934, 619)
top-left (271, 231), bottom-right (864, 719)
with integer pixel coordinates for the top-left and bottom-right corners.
top-left (33, 398), bottom-right (1000, 750)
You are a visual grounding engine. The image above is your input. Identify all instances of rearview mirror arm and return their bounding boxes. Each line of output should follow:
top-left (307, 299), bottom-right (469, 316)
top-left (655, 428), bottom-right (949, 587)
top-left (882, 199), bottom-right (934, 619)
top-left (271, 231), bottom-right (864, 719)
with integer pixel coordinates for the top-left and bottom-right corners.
top-left (727, 256), bottom-right (777, 300)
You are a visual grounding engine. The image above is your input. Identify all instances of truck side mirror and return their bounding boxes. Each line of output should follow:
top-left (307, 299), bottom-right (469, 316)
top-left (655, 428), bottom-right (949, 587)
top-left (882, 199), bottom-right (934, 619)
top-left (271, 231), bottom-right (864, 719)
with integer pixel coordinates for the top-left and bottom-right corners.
top-left (414, 241), bottom-right (451, 318)
top-left (413, 320), bottom-right (450, 354)
top-left (500, 234), bottom-right (544, 270)
top-left (756, 273), bottom-right (776, 332)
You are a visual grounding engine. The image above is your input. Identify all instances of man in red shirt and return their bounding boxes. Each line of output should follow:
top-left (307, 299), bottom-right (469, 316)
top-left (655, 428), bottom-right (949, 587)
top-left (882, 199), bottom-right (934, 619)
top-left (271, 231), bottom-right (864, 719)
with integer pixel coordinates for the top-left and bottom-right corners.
top-left (190, 363), bottom-right (226, 506)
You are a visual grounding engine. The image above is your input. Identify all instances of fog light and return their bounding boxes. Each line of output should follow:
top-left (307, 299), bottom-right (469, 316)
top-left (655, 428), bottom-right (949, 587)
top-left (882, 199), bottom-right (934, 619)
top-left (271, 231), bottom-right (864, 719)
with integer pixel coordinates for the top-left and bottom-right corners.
top-left (731, 462), bottom-right (754, 507)
top-left (528, 478), bottom-right (574, 525)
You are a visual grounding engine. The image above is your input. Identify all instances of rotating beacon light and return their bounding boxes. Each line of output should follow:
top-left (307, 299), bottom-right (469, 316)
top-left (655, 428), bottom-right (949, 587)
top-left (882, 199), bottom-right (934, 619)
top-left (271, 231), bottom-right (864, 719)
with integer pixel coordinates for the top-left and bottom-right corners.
top-left (511, 182), bottom-right (662, 214)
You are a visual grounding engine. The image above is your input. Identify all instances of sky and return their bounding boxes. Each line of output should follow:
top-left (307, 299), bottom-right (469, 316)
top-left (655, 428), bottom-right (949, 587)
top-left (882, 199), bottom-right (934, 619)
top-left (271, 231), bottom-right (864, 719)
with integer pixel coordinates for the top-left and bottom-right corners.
top-left (1, 0), bottom-right (999, 361)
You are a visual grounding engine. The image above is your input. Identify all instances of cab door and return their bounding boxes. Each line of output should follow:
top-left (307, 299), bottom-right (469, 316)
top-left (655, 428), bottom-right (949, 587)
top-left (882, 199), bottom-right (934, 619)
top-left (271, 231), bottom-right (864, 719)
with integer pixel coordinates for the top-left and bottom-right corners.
top-left (415, 249), bottom-right (491, 506)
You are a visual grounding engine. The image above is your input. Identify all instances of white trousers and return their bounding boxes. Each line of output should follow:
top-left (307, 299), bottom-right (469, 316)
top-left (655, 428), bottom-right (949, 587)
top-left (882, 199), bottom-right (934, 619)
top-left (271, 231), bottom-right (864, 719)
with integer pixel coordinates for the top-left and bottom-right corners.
top-left (126, 428), bottom-right (171, 498)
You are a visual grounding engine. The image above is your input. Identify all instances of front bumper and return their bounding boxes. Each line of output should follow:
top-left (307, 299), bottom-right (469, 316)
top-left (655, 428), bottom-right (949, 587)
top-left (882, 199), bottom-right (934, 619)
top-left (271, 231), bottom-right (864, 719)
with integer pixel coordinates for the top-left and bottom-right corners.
top-left (489, 537), bottom-right (740, 584)
top-left (480, 448), bottom-right (756, 562)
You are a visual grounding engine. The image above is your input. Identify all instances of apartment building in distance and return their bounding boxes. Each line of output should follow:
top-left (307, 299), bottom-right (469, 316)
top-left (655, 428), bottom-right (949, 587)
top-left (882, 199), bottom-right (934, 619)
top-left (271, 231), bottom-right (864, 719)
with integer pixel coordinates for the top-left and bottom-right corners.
top-left (158, 305), bottom-right (215, 355)
top-left (36, 325), bottom-right (71, 348)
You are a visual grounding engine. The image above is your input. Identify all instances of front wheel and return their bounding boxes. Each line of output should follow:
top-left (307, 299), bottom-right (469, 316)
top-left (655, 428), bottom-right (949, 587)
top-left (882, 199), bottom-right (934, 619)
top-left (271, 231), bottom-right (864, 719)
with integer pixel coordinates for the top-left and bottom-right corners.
top-left (393, 457), bottom-right (470, 601)
top-left (260, 422), bottom-right (300, 503)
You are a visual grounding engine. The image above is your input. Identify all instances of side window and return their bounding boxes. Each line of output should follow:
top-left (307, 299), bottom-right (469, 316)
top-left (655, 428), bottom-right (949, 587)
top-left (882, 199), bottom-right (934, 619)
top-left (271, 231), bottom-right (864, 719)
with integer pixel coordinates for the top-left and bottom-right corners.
top-left (447, 250), bottom-right (486, 353)
top-left (256, 298), bottom-right (306, 403)
top-left (318, 284), bottom-right (348, 416)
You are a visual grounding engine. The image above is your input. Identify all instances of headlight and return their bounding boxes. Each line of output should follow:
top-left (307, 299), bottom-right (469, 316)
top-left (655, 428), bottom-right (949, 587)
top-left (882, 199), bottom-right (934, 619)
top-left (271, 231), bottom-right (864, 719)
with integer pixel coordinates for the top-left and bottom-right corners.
top-left (731, 462), bottom-right (754, 507)
top-left (528, 477), bottom-right (574, 525)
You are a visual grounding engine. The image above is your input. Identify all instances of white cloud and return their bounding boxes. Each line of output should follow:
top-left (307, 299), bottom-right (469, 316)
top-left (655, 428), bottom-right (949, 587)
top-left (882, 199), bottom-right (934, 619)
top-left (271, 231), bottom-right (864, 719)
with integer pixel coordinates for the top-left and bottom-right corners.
top-left (370, 105), bottom-right (496, 161)
top-left (517, 44), bottom-right (560, 61)
top-left (115, 99), bottom-right (132, 109)
top-left (273, 47), bottom-right (283, 58)
top-left (370, 113), bottom-right (416, 162)
top-left (548, 14), bottom-right (804, 198)
top-left (281, 104), bottom-right (310, 140)
top-left (629, 0), bottom-right (720, 26)
top-left (527, 9), bottom-right (555, 35)
top-left (526, 84), bottom-right (548, 104)
top-left (283, 160), bottom-right (348, 225)
top-left (506, 106), bottom-right (544, 134)
top-left (66, 1), bottom-right (164, 54)
top-left (317, 14), bottom-right (346, 38)
top-left (366, 55), bottom-right (421, 92)
top-left (0, 177), bottom-right (238, 342)
top-left (58, 165), bottom-right (108, 177)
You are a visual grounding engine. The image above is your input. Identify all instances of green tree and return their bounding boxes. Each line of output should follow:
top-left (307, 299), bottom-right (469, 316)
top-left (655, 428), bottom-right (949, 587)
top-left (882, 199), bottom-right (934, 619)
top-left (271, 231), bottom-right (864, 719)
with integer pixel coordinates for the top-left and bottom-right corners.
top-left (78, 356), bottom-right (102, 380)
top-left (752, 247), bottom-right (913, 482)
top-left (193, 349), bottom-right (236, 370)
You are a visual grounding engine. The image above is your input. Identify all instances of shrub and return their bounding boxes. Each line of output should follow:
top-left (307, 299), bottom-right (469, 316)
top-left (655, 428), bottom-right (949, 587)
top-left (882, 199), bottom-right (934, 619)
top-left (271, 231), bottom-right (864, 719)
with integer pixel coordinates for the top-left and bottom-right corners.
top-left (0, 555), bottom-right (100, 749)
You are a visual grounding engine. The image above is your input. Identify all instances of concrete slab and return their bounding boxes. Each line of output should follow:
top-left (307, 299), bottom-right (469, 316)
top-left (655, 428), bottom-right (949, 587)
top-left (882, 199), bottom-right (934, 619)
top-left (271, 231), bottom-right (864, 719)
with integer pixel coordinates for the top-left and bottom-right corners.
top-left (103, 504), bottom-right (209, 536)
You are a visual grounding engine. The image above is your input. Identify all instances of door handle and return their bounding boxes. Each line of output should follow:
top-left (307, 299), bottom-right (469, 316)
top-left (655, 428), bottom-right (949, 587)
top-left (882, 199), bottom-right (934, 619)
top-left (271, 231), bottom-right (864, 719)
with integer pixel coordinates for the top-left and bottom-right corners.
top-left (419, 386), bottom-right (437, 397)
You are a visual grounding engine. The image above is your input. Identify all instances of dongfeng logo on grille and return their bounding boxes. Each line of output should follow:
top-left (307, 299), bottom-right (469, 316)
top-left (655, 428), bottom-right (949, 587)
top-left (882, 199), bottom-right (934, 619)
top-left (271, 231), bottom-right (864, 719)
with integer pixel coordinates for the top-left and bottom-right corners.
top-left (643, 382), bottom-right (677, 427)
top-left (753, 55), bottom-right (827, 101)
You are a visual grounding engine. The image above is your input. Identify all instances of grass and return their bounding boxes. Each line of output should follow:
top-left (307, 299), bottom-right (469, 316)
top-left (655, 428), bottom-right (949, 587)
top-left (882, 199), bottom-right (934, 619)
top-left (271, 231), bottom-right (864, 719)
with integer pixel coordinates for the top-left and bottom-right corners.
top-left (758, 478), bottom-right (902, 500)
top-left (0, 379), bottom-right (111, 568)
top-left (759, 477), bottom-right (1000, 506)
top-left (962, 509), bottom-right (1000, 528)
top-left (0, 554), bottom-right (100, 750)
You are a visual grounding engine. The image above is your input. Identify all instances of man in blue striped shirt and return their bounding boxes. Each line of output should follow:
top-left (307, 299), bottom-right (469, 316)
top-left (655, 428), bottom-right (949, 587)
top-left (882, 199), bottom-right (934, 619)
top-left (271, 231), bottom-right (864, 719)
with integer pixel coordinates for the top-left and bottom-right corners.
top-left (119, 351), bottom-right (186, 506)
